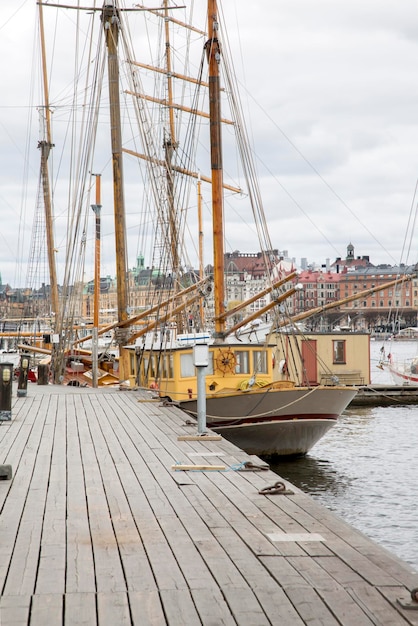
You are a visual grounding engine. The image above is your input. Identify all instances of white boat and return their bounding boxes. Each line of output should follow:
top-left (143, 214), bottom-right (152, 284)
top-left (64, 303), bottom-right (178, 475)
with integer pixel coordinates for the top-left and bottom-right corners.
top-left (387, 353), bottom-right (418, 386)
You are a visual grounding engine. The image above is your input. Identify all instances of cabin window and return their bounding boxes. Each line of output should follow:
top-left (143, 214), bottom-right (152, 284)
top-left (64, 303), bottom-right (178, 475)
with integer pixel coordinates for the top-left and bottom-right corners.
top-left (168, 354), bottom-right (174, 378)
top-left (333, 340), bottom-right (346, 364)
top-left (129, 352), bottom-right (135, 375)
top-left (180, 352), bottom-right (214, 377)
top-left (253, 350), bottom-right (268, 374)
top-left (180, 353), bottom-right (194, 377)
top-left (161, 355), bottom-right (174, 379)
top-left (234, 351), bottom-right (250, 374)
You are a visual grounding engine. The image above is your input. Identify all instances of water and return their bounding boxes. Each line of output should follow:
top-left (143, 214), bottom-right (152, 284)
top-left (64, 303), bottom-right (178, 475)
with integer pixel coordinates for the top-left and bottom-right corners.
top-left (271, 339), bottom-right (418, 571)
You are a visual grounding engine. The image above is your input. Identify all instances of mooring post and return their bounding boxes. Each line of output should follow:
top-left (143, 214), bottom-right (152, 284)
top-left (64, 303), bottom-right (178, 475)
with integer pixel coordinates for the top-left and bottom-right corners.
top-left (0, 362), bottom-right (13, 421)
top-left (17, 354), bottom-right (30, 398)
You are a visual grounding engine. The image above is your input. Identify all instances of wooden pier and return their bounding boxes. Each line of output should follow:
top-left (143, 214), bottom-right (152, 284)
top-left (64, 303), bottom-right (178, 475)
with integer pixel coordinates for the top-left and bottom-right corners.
top-left (1, 384), bottom-right (418, 625)
top-left (350, 384), bottom-right (418, 406)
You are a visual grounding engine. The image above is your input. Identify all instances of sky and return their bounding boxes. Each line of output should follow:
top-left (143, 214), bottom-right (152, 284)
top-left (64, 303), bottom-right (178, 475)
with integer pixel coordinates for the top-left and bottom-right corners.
top-left (1, 0), bottom-right (418, 288)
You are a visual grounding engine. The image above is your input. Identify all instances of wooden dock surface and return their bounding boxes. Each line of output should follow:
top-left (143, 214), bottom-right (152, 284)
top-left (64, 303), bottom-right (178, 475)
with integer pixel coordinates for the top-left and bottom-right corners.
top-left (1, 384), bottom-right (418, 625)
top-left (350, 384), bottom-right (418, 406)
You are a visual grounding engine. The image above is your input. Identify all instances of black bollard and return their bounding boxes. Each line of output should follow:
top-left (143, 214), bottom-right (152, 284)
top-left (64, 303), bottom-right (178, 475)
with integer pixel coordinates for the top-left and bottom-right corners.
top-left (17, 355), bottom-right (30, 398)
top-left (37, 363), bottom-right (50, 386)
top-left (0, 362), bottom-right (14, 421)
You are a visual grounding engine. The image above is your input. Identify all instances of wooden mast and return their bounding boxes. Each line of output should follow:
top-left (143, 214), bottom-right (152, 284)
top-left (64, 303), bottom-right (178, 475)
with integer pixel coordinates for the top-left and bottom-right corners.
top-left (38, 0), bottom-right (59, 320)
top-left (206, 0), bottom-right (226, 340)
top-left (91, 175), bottom-right (102, 388)
top-left (197, 176), bottom-right (205, 329)
top-left (163, 0), bottom-right (183, 331)
top-left (101, 1), bottom-right (129, 379)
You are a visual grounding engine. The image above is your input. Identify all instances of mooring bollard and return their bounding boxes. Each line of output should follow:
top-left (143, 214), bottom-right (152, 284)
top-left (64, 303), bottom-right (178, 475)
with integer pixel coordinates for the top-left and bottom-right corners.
top-left (17, 354), bottom-right (30, 398)
top-left (0, 362), bottom-right (14, 421)
top-left (0, 465), bottom-right (12, 480)
top-left (37, 363), bottom-right (50, 386)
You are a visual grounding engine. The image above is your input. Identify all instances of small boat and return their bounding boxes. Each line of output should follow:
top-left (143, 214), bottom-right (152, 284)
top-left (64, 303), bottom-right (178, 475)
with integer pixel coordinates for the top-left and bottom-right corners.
top-left (386, 353), bottom-right (418, 386)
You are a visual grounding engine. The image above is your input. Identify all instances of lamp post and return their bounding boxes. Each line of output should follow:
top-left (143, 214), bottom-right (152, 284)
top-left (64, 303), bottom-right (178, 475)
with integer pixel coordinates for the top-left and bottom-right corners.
top-left (193, 344), bottom-right (209, 434)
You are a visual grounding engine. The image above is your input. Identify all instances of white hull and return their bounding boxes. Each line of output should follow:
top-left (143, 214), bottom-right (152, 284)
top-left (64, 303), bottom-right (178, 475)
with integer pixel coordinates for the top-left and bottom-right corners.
top-left (213, 419), bottom-right (335, 457)
top-left (388, 364), bottom-right (418, 386)
top-left (179, 385), bottom-right (357, 457)
top-left (387, 354), bottom-right (418, 386)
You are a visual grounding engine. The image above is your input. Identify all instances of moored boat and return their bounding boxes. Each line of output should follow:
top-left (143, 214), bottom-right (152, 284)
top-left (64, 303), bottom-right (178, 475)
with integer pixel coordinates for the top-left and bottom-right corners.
top-left (30, 0), bottom-right (358, 456)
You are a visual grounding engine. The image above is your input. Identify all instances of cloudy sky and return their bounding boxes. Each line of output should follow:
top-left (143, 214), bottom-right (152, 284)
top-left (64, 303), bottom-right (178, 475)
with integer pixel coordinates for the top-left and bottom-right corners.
top-left (1, 0), bottom-right (418, 288)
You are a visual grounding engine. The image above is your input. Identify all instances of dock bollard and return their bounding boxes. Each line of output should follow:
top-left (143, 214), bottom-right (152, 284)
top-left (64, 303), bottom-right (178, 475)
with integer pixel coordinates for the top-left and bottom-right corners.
top-left (37, 363), bottom-right (50, 386)
top-left (17, 355), bottom-right (30, 398)
top-left (0, 362), bottom-right (14, 421)
top-left (0, 465), bottom-right (12, 480)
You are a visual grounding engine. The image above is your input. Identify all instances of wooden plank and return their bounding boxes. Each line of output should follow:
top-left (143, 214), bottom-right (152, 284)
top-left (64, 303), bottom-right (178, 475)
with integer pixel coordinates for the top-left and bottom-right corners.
top-left (284, 585), bottom-right (341, 625)
top-left (345, 584), bottom-right (413, 625)
top-left (128, 591), bottom-right (166, 626)
top-left (64, 593), bottom-right (97, 626)
top-left (177, 434), bottom-right (222, 441)
top-left (97, 592), bottom-right (131, 626)
top-left (171, 464), bottom-right (226, 471)
top-left (36, 394), bottom-right (67, 594)
top-left (190, 588), bottom-right (236, 625)
top-left (379, 586), bottom-right (418, 626)
top-left (159, 589), bottom-right (203, 625)
top-left (0, 594), bottom-right (31, 625)
top-left (30, 593), bottom-right (63, 626)
top-left (65, 395), bottom-right (96, 594)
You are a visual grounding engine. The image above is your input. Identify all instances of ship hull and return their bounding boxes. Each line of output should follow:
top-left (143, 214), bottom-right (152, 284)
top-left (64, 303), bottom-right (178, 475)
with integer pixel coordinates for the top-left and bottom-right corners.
top-left (388, 365), bottom-right (418, 386)
top-left (179, 385), bottom-right (357, 457)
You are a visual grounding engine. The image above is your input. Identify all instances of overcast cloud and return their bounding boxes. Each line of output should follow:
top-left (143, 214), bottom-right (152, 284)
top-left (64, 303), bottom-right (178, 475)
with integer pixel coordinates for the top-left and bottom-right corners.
top-left (1, 1), bottom-right (418, 288)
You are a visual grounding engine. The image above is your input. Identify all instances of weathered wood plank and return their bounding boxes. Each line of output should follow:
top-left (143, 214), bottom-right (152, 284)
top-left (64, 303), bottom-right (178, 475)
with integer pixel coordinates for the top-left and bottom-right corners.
top-left (64, 593), bottom-right (97, 626)
top-left (0, 594), bottom-right (31, 625)
top-left (65, 395), bottom-right (96, 594)
top-left (128, 591), bottom-right (166, 626)
top-left (30, 593), bottom-right (63, 626)
top-left (36, 394), bottom-right (67, 594)
top-left (97, 592), bottom-right (131, 626)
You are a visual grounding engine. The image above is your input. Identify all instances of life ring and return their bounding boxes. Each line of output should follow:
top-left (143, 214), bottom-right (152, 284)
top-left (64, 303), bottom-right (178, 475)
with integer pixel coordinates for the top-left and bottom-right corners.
top-left (149, 381), bottom-right (159, 390)
top-left (215, 348), bottom-right (236, 374)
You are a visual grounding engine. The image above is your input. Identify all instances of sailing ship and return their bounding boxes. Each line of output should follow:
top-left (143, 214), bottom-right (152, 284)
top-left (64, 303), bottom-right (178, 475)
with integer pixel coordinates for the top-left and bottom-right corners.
top-left (31, 0), bottom-right (358, 456)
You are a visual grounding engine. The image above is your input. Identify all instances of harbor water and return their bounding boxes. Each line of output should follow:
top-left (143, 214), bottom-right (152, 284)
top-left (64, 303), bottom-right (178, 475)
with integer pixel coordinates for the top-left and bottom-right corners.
top-left (272, 339), bottom-right (418, 571)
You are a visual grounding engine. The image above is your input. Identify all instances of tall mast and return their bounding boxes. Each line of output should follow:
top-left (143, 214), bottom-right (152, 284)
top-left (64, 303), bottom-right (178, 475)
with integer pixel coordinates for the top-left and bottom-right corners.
top-left (197, 176), bottom-right (205, 329)
top-left (162, 0), bottom-right (184, 331)
top-left (101, 1), bottom-right (129, 375)
top-left (91, 174), bottom-right (102, 389)
top-left (206, 0), bottom-right (225, 339)
top-left (38, 0), bottom-right (59, 320)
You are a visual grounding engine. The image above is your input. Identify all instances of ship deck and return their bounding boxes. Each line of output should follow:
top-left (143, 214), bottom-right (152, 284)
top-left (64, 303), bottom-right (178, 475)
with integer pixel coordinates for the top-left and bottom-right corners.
top-left (1, 383), bottom-right (418, 625)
